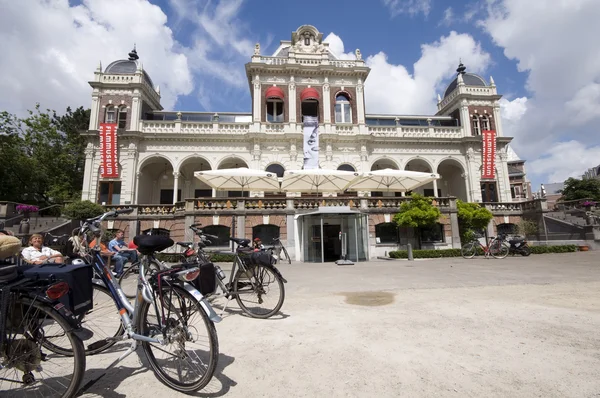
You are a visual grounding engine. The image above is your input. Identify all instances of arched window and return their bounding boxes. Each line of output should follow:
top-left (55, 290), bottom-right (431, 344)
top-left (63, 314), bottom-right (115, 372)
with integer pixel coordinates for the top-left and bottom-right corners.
top-left (481, 116), bottom-right (490, 131)
top-left (337, 164), bottom-right (355, 172)
top-left (202, 225), bottom-right (230, 246)
top-left (252, 224), bottom-right (280, 244)
top-left (117, 107), bottom-right (128, 129)
top-left (471, 116), bottom-right (481, 135)
top-left (375, 223), bottom-right (398, 243)
top-left (266, 99), bottom-right (284, 122)
top-left (105, 106), bottom-right (116, 123)
top-left (335, 93), bottom-right (352, 123)
top-left (266, 163), bottom-right (285, 178)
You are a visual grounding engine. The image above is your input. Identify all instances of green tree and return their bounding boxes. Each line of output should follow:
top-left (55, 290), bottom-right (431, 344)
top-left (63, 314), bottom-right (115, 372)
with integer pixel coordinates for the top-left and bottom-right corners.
top-left (559, 177), bottom-right (600, 201)
top-left (0, 105), bottom-right (89, 206)
top-left (62, 200), bottom-right (105, 221)
top-left (393, 193), bottom-right (441, 247)
top-left (456, 200), bottom-right (493, 243)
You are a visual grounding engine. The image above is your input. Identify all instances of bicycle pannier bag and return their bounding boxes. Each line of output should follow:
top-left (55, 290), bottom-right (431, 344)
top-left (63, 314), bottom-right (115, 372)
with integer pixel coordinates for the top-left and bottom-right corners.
top-left (249, 251), bottom-right (275, 267)
top-left (22, 260), bottom-right (93, 316)
top-left (193, 262), bottom-right (216, 295)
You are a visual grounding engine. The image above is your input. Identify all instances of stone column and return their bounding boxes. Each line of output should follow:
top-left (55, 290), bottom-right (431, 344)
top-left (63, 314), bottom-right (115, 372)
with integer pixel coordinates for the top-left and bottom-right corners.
top-left (460, 100), bottom-right (471, 137)
top-left (81, 143), bottom-right (95, 201)
top-left (172, 172), bottom-right (180, 204)
top-left (129, 90), bottom-right (141, 131)
top-left (253, 76), bottom-right (261, 123)
top-left (89, 89), bottom-right (101, 131)
top-left (433, 179), bottom-right (439, 197)
top-left (289, 77), bottom-right (296, 124)
top-left (356, 79), bottom-right (366, 124)
top-left (134, 172), bottom-right (142, 205)
top-left (323, 78), bottom-right (331, 124)
top-left (123, 143), bottom-right (138, 204)
top-left (449, 198), bottom-right (461, 248)
top-left (493, 102), bottom-right (503, 137)
top-left (497, 152), bottom-right (511, 202)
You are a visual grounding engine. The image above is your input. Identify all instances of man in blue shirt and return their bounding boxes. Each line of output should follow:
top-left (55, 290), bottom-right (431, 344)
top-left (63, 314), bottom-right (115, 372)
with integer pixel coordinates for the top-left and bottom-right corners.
top-left (109, 230), bottom-right (138, 267)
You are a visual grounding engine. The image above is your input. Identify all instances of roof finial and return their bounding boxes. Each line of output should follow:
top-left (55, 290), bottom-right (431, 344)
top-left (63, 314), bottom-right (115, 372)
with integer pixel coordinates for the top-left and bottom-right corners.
top-left (97, 60), bottom-right (102, 72)
top-left (128, 44), bottom-right (139, 61)
top-left (456, 59), bottom-right (466, 75)
top-left (489, 75), bottom-right (496, 86)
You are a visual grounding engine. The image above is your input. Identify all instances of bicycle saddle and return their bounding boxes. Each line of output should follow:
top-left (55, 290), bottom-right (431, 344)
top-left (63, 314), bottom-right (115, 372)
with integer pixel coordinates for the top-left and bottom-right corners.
top-left (176, 241), bottom-right (193, 247)
top-left (133, 235), bottom-right (174, 255)
top-left (230, 237), bottom-right (251, 247)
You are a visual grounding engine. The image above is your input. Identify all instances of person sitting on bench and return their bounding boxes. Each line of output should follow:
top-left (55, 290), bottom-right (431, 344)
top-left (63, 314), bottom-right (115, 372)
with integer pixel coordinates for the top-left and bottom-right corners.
top-left (22, 233), bottom-right (64, 265)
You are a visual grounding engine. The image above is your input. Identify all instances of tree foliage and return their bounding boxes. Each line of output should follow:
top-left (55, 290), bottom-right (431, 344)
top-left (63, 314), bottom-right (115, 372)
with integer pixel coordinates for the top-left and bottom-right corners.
top-left (393, 193), bottom-right (441, 228)
top-left (559, 177), bottom-right (600, 201)
top-left (0, 105), bottom-right (89, 206)
top-left (62, 200), bottom-right (105, 221)
top-left (456, 200), bottom-right (493, 242)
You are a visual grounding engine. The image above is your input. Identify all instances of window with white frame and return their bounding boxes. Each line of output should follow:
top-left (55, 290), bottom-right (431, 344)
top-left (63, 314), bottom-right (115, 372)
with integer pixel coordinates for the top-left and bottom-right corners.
top-left (266, 99), bottom-right (284, 122)
top-left (471, 116), bottom-right (481, 135)
top-left (481, 116), bottom-right (490, 131)
top-left (105, 106), bottom-right (116, 123)
top-left (117, 107), bottom-right (127, 129)
top-left (335, 93), bottom-right (352, 123)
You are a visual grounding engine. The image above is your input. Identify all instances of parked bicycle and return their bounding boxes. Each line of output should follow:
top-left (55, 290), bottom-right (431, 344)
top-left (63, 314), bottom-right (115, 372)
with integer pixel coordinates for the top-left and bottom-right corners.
top-left (265, 237), bottom-right (291, 265)
top-left (461, 233), bottom-right (509, 259)
top-left (177, 224), bottom-right (287, 319)
top-left (0, 243), bottom-right (87, 396)
top-left (69, 209), bottom-right (221, 394)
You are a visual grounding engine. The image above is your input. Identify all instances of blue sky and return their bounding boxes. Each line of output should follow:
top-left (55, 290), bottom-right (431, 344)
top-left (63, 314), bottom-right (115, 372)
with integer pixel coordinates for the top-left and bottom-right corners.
top-left (1, 0), bottom-right (600, 191)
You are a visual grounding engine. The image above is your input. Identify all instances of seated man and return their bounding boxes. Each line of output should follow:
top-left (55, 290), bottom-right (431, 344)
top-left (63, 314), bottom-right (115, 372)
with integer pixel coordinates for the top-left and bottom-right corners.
top-left (109, 229), bottom-right (138, 266)
top-left (90, 237), bottom-right (124, 277)
top-left (22, 233), bottom-right (64, 265)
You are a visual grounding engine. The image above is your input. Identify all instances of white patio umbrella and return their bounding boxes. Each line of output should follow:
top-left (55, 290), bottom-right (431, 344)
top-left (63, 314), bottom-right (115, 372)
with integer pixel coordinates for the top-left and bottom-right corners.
top-left (194, 167), bottom-right (281, 193)
top-left (347, 169), bottom-right (440, 192)
top-left (281, 169), bottom-right (361, 195)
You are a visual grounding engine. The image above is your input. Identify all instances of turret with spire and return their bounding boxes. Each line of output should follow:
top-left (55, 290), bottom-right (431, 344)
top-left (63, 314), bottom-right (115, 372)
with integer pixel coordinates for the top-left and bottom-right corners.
top-left (128, 44), bottom-right (139, 61)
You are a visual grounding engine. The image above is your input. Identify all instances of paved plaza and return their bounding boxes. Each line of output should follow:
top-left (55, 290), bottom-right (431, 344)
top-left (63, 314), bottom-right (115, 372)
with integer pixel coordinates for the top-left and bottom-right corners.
top-left (81, 252), bottom-right (600, 397)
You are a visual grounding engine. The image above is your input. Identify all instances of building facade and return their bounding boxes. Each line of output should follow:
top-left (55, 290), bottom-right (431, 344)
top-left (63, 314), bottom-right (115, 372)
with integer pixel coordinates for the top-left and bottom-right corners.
top-left (81, 25), bottom-right (530, 262)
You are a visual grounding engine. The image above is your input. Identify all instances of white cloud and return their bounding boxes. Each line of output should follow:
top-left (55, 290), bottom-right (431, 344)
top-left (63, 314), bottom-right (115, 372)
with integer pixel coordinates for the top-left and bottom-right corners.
top-left (323, 33), bottom-right (355, 60)
top-left (382, 0), bottom-right (432, 17)
top-left (478, 0), bottom-right (600, 186)
top-left (0, 0), bottom-right (193, 114)
top-left (362, 31), bottom-right (491, 114)
top-left (527, 141), bottom-right (600, 183)
top-left (439, 7), bottom-right (454, 26)
top-left (498, 96), bottom-right (528, 141)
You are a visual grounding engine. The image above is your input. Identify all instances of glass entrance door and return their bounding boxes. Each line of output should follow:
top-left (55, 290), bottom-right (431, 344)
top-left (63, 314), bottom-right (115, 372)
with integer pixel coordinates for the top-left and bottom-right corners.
top-left (301, 213), bottom-right (369, 262)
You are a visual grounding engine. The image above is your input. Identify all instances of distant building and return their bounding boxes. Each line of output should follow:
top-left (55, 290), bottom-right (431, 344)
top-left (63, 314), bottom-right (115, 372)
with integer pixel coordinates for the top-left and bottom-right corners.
top-left (506, 146), bottom-right (531, 201)
top-left (537, 182), bottom-right (564, 209)
top-left (582, 164), bottom-right (600, 180)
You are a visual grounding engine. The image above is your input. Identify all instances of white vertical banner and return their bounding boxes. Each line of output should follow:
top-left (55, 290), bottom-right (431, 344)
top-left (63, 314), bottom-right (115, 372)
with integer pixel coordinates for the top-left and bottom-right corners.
top-left (303, 115), bottom-right (319, 169)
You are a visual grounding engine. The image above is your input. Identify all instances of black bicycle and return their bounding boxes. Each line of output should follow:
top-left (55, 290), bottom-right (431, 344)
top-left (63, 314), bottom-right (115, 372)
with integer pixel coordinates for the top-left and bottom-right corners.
top-left (0, 262), bottom-right (87, 397)
top-left (69, 209), bottom-right (221, 393)
top-left (177, 225), bottom-right (287, 319)
top-left (265, 237), bottom-right (291, 265)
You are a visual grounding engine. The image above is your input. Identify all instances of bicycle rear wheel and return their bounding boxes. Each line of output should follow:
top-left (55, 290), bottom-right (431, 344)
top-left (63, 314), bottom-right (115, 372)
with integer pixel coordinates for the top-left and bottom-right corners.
top-left (279, 245), bottom-right (291, 264)
top-left (234, 264), bottom-right (285, 318)
top-left (461, 242), bottom-right (477, 259)
top-left (138, 284), bottom-right (219, 393)
top-left (0, 298), bottom-right (85, 397)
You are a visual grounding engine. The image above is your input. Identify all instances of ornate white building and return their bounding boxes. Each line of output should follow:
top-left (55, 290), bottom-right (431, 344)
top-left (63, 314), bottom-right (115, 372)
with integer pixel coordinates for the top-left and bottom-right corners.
top-left (81, 25), bottom-right (528, 262)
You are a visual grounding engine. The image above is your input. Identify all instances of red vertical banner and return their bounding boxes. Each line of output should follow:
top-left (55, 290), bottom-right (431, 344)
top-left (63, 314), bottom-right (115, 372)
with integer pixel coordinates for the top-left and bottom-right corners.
top-left (481, 129), bottom-right (496, 179)
top-left (99, 123), bottom-right (119, 178)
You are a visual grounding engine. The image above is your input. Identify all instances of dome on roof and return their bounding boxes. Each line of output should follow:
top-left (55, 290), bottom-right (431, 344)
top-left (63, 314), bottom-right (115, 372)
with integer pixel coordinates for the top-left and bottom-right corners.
top-left (443, 62), bottom-right (487, 98)
top-left (105, 59), bottom-right (138, 74)
top-left (103, 47), bottom-right (155, 88)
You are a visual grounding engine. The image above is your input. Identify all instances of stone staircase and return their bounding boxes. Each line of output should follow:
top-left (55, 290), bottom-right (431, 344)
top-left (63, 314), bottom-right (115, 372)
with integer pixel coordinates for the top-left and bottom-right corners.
top-left (5, 216), bottom-right (73, 236)
top-left (543, 210), bottom-right (598, 244)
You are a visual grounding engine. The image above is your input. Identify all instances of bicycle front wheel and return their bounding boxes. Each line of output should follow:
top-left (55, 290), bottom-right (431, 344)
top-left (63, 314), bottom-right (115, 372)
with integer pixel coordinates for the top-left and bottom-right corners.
top-left (461, 242), bottom-right (477, 259)
top-left (138, 284), bottom-right (219, 393)
top-left (119, 261), bottom-right (160, 299)
top-left (0, 298), bottom-right (86, 397)
top-left (234, 264), bottom-right (285, 318)
top-left (490, 241), bottom-right (510, 259)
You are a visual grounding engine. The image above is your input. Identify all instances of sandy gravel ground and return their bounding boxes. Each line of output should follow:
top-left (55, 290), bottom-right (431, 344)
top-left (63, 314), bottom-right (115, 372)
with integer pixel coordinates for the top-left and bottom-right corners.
top-left (80, 252), bottom-right (600, 398)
